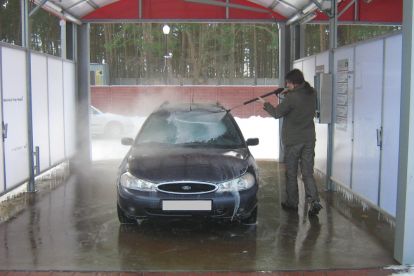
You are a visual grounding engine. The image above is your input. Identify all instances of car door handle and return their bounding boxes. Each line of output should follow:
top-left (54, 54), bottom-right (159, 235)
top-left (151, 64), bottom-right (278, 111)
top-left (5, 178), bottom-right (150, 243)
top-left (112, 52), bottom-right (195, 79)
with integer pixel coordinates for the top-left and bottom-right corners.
top-left (2, 122), bottom-right (7, 141)
top-left (376, 127), bottom-right (382, 149)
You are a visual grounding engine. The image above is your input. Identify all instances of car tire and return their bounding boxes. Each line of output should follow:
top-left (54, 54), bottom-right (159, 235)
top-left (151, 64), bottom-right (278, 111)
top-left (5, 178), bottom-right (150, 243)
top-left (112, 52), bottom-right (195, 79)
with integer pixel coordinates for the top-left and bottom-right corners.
top-left (105, 122), bottom-right (123, 138)
top-left (241, 206), bottom-right (257, 225)
top-left (117, 204), bottom-right (136, 224)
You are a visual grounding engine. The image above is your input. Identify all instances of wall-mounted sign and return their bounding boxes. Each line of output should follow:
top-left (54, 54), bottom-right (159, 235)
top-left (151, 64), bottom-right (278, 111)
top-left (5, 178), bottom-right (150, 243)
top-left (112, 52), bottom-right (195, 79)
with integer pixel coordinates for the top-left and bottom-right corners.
top-left (336, 58), bottom-right (350, 131)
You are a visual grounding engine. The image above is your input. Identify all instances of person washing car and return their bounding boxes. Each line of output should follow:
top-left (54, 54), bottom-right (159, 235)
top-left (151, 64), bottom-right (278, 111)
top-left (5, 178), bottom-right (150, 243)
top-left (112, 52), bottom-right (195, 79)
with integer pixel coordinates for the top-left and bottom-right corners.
top-left (257, 69), bottom-right (323, 217)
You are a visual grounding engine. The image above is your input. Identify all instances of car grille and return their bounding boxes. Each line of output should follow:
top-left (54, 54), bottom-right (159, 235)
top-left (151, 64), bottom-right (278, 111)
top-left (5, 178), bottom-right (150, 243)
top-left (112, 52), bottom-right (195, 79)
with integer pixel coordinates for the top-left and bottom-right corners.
top-left (157, 182), bottom-right (218, 194)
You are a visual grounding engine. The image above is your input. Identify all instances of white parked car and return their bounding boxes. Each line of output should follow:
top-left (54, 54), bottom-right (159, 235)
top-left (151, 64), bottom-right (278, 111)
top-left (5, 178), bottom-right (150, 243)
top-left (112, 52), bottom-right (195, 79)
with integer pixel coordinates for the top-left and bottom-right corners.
top-left (90, 106), bottom-right (138, 138)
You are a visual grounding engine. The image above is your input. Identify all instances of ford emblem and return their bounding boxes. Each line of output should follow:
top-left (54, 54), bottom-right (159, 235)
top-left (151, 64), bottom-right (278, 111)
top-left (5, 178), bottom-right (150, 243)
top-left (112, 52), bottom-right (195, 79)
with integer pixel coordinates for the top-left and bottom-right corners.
top-left (181, 185), bottom-right (192, 191)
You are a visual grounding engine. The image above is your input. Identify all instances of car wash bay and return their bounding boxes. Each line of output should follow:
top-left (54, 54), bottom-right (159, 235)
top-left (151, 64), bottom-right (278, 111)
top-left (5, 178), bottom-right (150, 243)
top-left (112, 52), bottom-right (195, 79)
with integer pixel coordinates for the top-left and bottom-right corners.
top-left (0, 0), bottom-right (413, 274)
top-left (0, 160), bottom-right (396, 271)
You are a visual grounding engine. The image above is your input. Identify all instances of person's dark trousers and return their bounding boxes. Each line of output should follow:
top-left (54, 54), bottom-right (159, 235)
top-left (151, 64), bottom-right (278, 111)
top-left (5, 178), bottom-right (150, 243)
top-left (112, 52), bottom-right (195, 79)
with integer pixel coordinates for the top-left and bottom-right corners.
top-left (283, 141), bottom-right (320, 207)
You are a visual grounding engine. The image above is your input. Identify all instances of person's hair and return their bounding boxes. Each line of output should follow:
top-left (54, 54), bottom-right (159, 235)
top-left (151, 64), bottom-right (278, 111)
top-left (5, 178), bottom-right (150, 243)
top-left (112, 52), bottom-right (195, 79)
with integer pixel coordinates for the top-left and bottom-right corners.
top-left (285, 69), bottom-right (305, 85)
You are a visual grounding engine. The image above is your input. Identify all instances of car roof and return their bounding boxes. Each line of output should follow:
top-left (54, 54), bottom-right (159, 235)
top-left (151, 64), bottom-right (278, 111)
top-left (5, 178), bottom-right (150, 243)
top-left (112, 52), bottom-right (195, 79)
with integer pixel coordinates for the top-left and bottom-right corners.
top-left (156, 102), bottom-right (227, 114)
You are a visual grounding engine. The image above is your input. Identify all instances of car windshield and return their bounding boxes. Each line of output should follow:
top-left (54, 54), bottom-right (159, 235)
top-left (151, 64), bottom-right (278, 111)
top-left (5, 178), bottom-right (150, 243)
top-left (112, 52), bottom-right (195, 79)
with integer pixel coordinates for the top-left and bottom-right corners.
top-left (135, 109), bottom-right (244, 148)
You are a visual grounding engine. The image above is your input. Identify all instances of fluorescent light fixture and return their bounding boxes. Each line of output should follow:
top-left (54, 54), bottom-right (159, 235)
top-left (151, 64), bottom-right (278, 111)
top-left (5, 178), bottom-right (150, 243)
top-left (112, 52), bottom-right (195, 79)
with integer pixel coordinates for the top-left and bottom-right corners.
top-left (302, 3), bottom-right (316, 14)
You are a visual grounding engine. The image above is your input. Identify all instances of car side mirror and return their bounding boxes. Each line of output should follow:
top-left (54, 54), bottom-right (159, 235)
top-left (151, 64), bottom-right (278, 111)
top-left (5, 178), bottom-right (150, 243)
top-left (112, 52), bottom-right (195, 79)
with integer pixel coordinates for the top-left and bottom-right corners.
top-left (246, 138), bottom-right (259, 146)
top-left (121, 137), bottom-right (134, 146)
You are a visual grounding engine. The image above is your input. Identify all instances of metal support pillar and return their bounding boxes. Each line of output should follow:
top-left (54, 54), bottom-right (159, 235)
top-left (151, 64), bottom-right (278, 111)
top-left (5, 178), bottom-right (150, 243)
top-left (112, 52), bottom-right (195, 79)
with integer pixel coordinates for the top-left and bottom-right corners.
top-left (299, 24), bottom-right (305, 58)
top-left (76, 23), bottom-right (92, 164)
top-left (394, 0), bottom-right (414, 265)
top-left (66, 22), bottom-right (74, 60)
top-left (326, 0), bottom-right (338, 191)
top-left (21, 0), bottom-right (36, 192)
top-left (292, 24), bottom-right (301, 61)
top-left (60, 19), bottom-right (67, 59)
top-left (278, 23), bottom-right (291, 161)
top-left (278, 23), bottom-right (290, 86)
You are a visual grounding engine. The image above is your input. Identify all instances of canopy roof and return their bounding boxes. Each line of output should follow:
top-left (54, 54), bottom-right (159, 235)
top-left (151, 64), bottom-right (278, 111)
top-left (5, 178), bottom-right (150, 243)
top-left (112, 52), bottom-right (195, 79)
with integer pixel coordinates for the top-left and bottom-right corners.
top-left (34, 0), bottom-right (402, 25)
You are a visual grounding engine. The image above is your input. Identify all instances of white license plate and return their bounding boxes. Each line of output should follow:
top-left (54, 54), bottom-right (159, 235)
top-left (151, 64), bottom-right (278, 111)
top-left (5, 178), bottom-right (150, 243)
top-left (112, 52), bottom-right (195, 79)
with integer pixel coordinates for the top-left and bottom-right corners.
top-left (162, 200), bottom-right (212, 211)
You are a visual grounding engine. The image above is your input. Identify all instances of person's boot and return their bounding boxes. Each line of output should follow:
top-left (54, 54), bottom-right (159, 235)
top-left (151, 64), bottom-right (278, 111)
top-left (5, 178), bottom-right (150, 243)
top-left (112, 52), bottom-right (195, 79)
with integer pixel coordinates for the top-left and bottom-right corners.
top-left (308, 201), bottom-right (323, 217)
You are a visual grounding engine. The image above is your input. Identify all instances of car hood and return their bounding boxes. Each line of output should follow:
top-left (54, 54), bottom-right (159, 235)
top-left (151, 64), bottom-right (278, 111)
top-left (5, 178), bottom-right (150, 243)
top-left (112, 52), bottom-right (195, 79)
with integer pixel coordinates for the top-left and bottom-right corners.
top-left (125, 145), bottom-right (252, 183)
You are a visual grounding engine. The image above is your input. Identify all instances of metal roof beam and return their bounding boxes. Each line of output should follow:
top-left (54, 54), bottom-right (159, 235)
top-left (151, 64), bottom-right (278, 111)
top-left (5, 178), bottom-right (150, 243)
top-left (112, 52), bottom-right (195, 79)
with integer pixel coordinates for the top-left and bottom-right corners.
top-left (87, 0), bottom-right (100, 10)
top-left (67, 0), bottom-right (98, 10)
top-left (286, 0), bottom-right (335, 25)
top-left (268, 0), bottom-right (280, 10)
top-left (354, 0), bottom-right (359, 21)
top-left (62, 11), bottom-right (83, 25)
top-left (310, 0), bottom-right (332, 17)
top-left (338, 0), bottom-right (356, 18)
top-left (33, 0), bottom-right (83, 24)
top-left (277, 0), bottom-right (300, 12)
top-left (310, 0), bottom-right (323, 10)
top-left (184, 0), bottom-right (271, 14)
top-left (29, 0), bottom-right (48, 17)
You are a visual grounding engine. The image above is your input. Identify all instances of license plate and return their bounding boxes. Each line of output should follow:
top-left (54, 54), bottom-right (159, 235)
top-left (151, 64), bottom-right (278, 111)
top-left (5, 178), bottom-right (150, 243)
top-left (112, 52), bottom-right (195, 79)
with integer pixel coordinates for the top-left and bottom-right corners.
top-left (162, 200), bottom-right (212, 211)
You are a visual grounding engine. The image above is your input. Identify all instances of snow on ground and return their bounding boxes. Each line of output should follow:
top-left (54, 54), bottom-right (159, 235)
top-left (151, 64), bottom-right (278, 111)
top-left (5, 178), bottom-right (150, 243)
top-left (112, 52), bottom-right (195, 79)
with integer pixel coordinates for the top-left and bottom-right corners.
top-left (235, 116), bottom-right (279, 160)
top-left (386, 265), bottom-right (414, 275)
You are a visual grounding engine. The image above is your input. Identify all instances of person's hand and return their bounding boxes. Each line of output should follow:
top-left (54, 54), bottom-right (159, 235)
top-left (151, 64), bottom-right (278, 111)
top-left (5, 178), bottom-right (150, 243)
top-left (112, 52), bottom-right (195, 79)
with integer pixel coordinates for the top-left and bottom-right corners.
top-left (257, 97), bottom-right (266, 104)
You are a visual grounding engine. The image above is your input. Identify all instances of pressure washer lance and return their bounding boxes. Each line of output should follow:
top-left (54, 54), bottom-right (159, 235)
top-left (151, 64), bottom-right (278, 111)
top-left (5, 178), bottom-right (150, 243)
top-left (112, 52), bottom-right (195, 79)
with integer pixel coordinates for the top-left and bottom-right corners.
top-left (226, 87), bottom-right (287, 112)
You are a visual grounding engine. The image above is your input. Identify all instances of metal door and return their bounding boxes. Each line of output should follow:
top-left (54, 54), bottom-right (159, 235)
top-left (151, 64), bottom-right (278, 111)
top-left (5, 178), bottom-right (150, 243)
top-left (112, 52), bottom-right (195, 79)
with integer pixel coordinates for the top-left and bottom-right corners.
top-left (352, 40), bottom-right (383, 204)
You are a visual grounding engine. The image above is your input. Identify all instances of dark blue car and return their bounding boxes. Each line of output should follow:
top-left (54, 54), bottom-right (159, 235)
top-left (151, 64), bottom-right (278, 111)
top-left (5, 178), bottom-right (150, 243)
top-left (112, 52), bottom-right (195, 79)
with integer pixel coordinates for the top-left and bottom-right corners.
top-left (117, 103), bottom-right (259, 224)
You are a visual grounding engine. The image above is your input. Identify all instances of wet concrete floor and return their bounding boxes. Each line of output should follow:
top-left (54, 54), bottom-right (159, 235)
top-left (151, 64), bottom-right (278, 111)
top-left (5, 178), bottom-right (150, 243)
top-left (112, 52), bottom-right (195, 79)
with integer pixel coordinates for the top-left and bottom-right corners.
top-left (0, 160), bottom-right (397, 272)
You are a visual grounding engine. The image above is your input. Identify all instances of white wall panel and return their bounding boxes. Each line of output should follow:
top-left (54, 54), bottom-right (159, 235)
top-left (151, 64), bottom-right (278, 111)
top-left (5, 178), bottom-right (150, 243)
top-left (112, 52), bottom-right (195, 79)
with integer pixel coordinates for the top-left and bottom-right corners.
top-left (381, 34), bottom-right (402, 216)
top-left (352, 40), bottom-right (383, 205)
top-left (31, 53), bottom-right (51, 172)
top-left (315, 52), bottom-right (330, 175)
top-left (48, 58), bottom-right (65, 165)
top-left (63, 61), bottom-right (76, 158)
top-left (293, 60), bottom-right (303, 71)
top-left (332, 47), bottom-right (354, 188)
top-left (1, 47), bottom-right (29, 188)
top-left (0, 47), bottom-right (4, 193)
top-left (302, 57), bottom-right (316, 87)
top-left (315, 52), bottom-right (329, 74)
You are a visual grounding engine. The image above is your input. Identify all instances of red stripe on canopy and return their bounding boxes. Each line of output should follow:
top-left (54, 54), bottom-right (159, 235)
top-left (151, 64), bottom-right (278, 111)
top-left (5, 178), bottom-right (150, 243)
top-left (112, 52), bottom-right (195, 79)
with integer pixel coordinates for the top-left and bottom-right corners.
top-left (83, 0), bottom-right (285, 21)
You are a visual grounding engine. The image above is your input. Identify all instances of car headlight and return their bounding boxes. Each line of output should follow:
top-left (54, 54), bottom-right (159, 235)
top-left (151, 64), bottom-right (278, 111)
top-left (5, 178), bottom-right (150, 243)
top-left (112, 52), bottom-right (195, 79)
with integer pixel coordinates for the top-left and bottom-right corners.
top-left (120, 172), bottom-right (156, 191)
top-left (217, 173), bottom-right (255, 192)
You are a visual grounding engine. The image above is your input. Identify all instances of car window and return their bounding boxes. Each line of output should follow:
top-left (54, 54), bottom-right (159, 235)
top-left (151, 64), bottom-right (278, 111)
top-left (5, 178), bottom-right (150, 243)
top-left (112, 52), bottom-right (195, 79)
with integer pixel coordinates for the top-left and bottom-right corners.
top-left (135, 110), bottom-right (244, 148)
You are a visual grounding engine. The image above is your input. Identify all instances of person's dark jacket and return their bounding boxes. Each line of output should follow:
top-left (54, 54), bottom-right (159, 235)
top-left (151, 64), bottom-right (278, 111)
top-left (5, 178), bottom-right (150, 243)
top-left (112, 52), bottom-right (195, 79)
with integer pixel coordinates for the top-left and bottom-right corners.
top-left (263, 82), bottom-right (316, 146)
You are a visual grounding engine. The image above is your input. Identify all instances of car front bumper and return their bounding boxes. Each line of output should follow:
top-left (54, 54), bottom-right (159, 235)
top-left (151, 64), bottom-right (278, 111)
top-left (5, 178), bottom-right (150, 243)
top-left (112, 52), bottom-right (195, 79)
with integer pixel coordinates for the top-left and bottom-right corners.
top-left (117, 184), bottom-right (258, 221)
